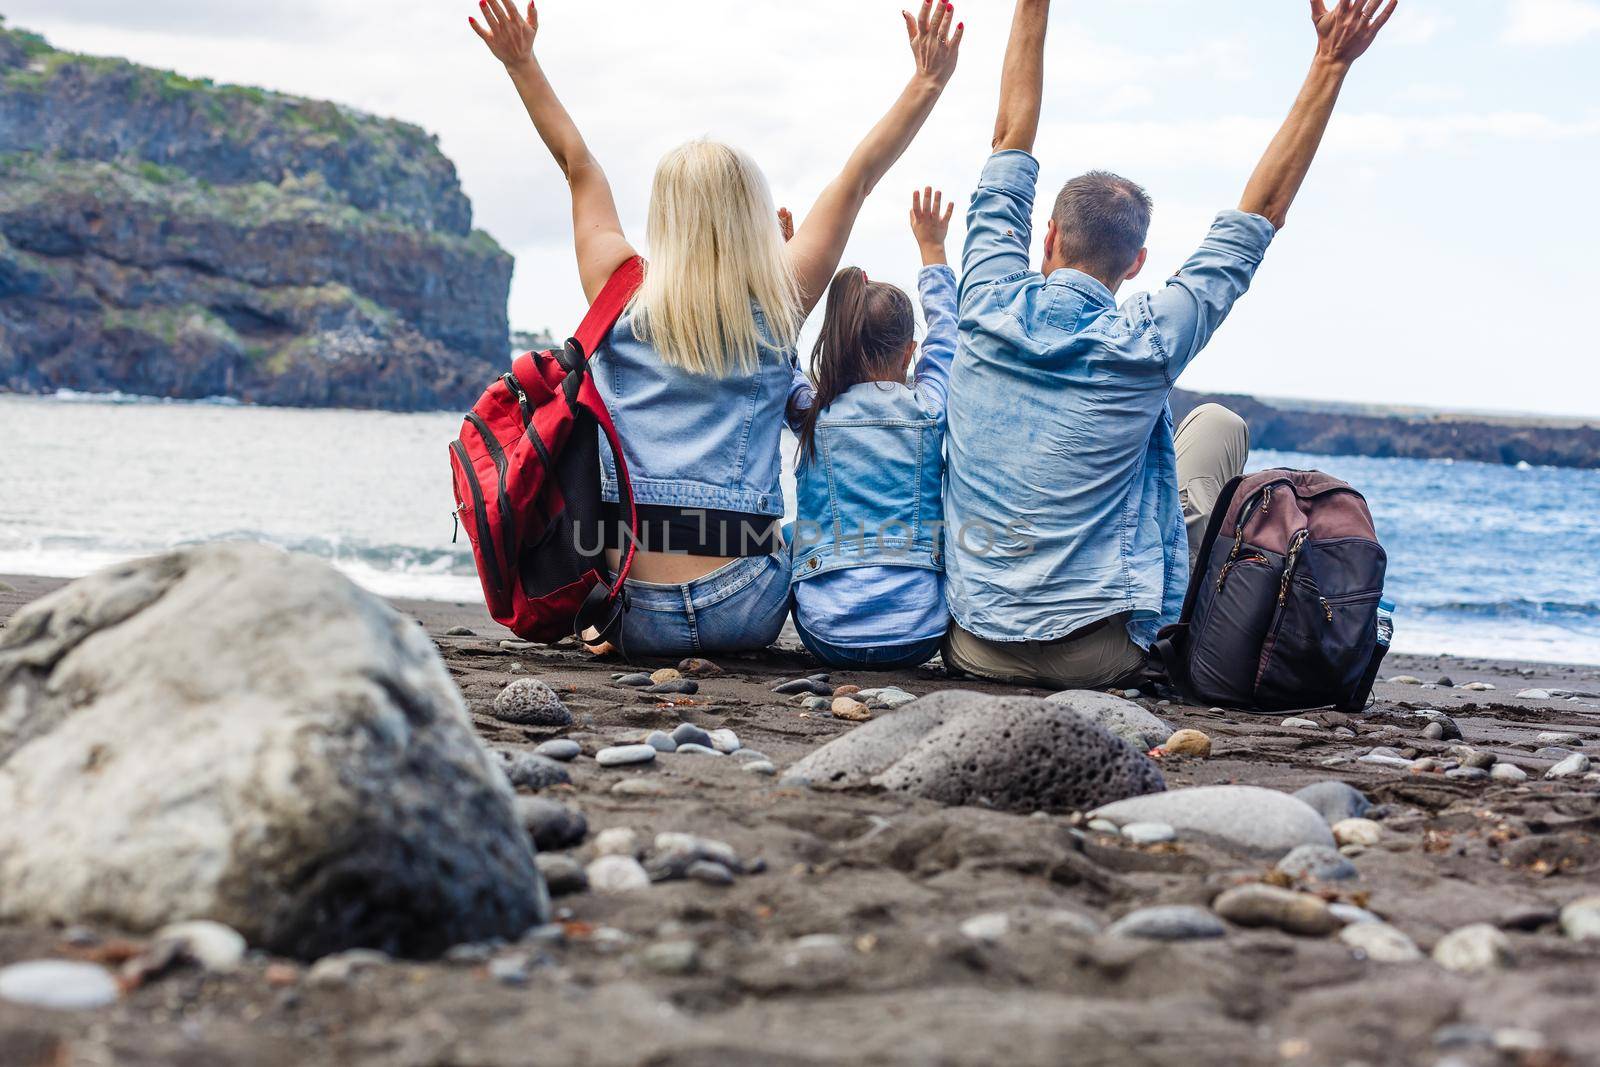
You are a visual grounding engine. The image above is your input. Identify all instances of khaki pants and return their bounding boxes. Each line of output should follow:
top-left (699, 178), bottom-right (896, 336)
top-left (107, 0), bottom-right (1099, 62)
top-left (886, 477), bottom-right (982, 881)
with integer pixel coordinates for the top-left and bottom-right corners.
top-left (943, 404), bottom-right (1250, 691)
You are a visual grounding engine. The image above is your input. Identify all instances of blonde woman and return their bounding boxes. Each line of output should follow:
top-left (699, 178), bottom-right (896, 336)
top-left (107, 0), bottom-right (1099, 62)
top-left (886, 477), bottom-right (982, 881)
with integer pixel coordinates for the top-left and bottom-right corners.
top-left (470, 0), bottom-right (965, 656)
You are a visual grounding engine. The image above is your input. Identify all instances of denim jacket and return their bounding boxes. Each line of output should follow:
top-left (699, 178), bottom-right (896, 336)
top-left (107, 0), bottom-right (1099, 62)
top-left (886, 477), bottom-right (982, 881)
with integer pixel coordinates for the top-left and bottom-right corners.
top-left (791, 265), bottom-right (958, 582)
top-left (945, 151), bottom-right (1276, 646)
top-left (596, 301), bottom-right (810, 519)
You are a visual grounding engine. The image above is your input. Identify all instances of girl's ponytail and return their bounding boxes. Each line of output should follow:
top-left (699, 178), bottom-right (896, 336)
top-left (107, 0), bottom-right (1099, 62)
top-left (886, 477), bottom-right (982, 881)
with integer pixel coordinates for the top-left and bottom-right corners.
top-left (797, 267), bottom-right (914, 464)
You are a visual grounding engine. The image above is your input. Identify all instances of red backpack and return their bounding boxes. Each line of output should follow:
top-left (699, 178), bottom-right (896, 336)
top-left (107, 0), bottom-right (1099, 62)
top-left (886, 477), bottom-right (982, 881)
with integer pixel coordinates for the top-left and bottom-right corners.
top-left (449, 258), bottom-right (642, 646)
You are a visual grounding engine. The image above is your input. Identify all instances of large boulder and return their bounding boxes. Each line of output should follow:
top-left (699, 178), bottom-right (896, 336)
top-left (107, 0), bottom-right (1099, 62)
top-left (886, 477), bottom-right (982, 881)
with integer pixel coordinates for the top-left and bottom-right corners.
top-left (0, 544), bottom-right (547, 959)
top-left (1044, 691), bottom-right (1173, 751)
top-left (783, 691), bottom-right (1165, 813)
top-left (1089, 786), bottom-right (1335, 859)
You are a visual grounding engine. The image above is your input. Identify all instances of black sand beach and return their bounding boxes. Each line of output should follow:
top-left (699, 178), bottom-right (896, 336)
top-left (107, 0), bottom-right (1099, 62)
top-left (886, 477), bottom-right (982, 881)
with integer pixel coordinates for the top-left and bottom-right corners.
top-left (2, 573), bottom-right (1598, 1067)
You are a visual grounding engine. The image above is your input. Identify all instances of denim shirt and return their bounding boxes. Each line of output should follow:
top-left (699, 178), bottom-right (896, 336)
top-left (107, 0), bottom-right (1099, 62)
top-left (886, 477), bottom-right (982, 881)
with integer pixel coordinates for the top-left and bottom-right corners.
top-left (945, 150), bottom-right (1276, 646)
top-left (790, 265), bottom-right (958, 644)
top-left (596, 301), bottom-right (810, 519)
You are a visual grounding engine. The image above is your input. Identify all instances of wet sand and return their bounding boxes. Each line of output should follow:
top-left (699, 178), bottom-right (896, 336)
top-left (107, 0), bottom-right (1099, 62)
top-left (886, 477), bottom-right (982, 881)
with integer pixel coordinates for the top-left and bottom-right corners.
top-left (2, 574), bottom-right (1598, 1067)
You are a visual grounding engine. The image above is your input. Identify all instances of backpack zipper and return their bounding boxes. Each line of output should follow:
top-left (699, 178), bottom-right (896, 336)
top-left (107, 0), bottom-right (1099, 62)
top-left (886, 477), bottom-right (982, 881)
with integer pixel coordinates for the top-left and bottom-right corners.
top-left (450, 438), bottom-right (506, 597)
top-left (502, 373), bottom-right (533, 429)
top-left (1277, 530), bottom-right (1309, 607)
top-left (1216, 553), bottom-right (1269, 593)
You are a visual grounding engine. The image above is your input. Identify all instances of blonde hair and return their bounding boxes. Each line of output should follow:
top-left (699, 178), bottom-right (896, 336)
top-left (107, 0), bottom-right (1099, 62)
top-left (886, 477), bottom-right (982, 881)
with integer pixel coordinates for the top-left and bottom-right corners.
top-left (631, 140), bottom-right (801, 377)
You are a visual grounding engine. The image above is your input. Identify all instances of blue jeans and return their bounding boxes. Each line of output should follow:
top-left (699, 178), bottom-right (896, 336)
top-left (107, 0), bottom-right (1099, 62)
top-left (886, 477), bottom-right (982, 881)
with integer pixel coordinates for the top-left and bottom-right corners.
top-left (793, 611), bottom-right (944, 670)
top-left (617, 552), bottom-right (791, 658)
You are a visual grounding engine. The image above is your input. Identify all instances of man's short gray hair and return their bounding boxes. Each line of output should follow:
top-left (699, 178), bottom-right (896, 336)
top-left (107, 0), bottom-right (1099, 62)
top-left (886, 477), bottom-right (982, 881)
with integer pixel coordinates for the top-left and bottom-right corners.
top-left (1051, 171), bottom-right (1153, 281)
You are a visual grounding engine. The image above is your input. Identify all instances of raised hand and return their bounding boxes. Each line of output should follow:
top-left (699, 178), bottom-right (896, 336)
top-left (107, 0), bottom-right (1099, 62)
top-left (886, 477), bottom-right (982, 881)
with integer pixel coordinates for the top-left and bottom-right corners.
top-left (469, 0), bottom-right (539, 67)
top-left (1311, 0), bottom-right (1398, 68)
top-left (910, 186), bottom-right (955, 265)
top-left (902, 0), bottom-right (965, 87)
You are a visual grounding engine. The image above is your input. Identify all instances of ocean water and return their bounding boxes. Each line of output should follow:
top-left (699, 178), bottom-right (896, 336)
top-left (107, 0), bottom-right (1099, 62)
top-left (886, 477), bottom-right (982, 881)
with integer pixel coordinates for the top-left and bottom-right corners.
top-left (3, 393), bottom-right (1598, 665)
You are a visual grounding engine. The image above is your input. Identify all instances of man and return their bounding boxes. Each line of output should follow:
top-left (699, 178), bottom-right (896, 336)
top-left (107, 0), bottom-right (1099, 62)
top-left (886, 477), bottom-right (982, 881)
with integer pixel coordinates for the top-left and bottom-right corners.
top-left (942, 0), bottom-right (1397, 689)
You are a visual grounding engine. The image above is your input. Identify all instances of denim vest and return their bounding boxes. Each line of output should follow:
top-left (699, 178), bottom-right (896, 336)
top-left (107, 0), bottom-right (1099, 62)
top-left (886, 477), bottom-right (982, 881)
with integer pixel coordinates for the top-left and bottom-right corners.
top-left (595, 303), bottom-right (807, 518)
top-left (791, 381), bottom-right (946, 581)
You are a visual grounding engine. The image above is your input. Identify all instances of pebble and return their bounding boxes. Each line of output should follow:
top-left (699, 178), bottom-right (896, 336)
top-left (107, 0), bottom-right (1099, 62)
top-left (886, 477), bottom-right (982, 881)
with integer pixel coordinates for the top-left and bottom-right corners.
top-left (1518, 690), bottom-right (1554, 701)
top-left (306, 949), bottom-right (389, 988)
top-left (1422, 722), bottom-right (1446, 741)
top-left (515, 796), bottom-right (588, 851)
top-left (491, 679), bottom-right (573, 727)
top-left (153, 920), bottom-right (247, 972)
top-left (492, 749), bottom-right (572, 791)
top-left (959, 913), bottom-right (1010, 942)
top-left (596, 744), bottom-right (657, 768)
top-left (1090, 785), bottom-right (1335, 859)
top-left (654, 832), bottom-right (739, 867)
top-left (645, 731), bottom-right (678, 753)
top-left (1105, 906), bottom-right (1226, 941)
top-left (499, 639), bottom-right (537, 652)
top-left (1276, 844), bottom-right (1358, 882)
top-left (1332, 726), bottom-right (1356, 739)
top-left (1459, 682), bottom-right (1496, 691)
top-left (1122, 689), bottom-right (1143, 700)
top-left (678, 658), bottom-right (723, 678)
top-left (535, 854), bottom-right (589, 896)
top-left (674, 743), bottom-right (723, 757)
top-left (1411, 757), bottom-right (1457, 774)
top-left (1420, 712), bottom-right (1464, 740)
top-left (1281, 717), bottom-right (1321, 730)
top-left (1445, 767), bottom-right (1490, 782)
top-left (650, 668), bottom-right (682, 684)
top-left (595, 827), bottom-right (640, 857)
top-left (1339, 922), bottom-right (1423, 962)
top-left (708, 729), bottom-right (742, 754)
top-left (857, 687), bottom-right (918, 710)
top-left (773, 677), bottom-right (833, 696)
top-left (1162, 729), bottom-right (1212, 758)
top-left (686, 860), bottom-right (736, 887)
top-left (731, 748), bottom-right (770, 763)
top-left (1358, 753), bottom-right (1415, 769)
top-left (1490, 762), bottom-right (1529, 784)
top-left (1332, 818), bottom-right (1383, 847)
top-left (586, 854), bottom-right (652, 893)
top-left (670, 723), bottom-right (714, 748)
top-left (0, 961), bottom-right (120, 1010)
top-left (534, 739), bottom-right (581, 761)
top-left (1545, 753), bottom-right (1592, 779)
top-left (1436, 676), bottom-right (1455, 687)
top-left (1087, 818), bottom-right (1121, 835)
top-left (1432, 923), bottom-right (1513, 973)
top-left (1457, 749), bottom-right (1498, 769)
top-left (1121, 822), bottom-right (1176, 845)
top-left (1293, 781), bottom-right (1372, 825)
top-left (443, 626), bottom-right (475, 636)
top-left (640, 940), bottom-right (699, 975)
top-left (1329, 903), bottom-right (1381, 925)
top-left (1558, 896), bottom-right (1600, 942)
top-left (648, 680), bottom-right (700, 696)
top-left (1214, 884), bottom-right (1339, 936)
top-left (1389, 675), bottom-right (1423, 685)
top-left (611, 779), bottom-right (669, 797)
top-left (800, 695), bottom-right (832, 711)
top-left (743, 760), bottom-right (777, 776)
top-left (833, 685), bottom-right (861, 697)
top-left (488, 954), bottom-right (532, 986)
top-left (615, 673), bottom-right (655, 687)
top-left (831, 697), bottom-right (872, 722)
top-left (1536, 730), bottom-right (1581, 746)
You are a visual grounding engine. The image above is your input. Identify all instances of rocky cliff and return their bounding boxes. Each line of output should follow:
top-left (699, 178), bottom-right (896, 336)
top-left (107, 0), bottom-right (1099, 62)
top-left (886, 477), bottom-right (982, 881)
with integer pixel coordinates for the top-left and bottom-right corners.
top-left (0, 19), bottom-right (510, 410)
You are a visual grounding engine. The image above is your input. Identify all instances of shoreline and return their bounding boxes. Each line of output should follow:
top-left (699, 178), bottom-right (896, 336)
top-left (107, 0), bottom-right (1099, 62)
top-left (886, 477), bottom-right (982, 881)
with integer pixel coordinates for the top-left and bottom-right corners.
top-left (3, 571), bottom-right (1599, 1065)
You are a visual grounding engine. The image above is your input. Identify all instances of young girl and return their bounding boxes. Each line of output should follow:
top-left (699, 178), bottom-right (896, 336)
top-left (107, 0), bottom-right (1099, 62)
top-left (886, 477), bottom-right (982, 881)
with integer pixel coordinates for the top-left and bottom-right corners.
top-left (790, 188), bottom-right (958, 669)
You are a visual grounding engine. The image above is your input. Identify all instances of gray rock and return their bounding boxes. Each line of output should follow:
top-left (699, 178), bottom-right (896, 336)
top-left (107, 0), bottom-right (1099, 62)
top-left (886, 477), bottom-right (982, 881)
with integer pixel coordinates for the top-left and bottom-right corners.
top-left (443, 626), bottom-right (475, 637)
top-left (1105, 906), bottom-right (1226, 941)
top-left (731, 749), bottom-right (770, 763)
top-left (1535, 730), bottom-right (1579, 745)
top-left (534, 739), bottom-right (581, 762)
top-left (596, 745), bottom-right (657, 768)
top-left (595, 827), bottom-right (640, 856)
top-left (648, 680), bottom-right (699, 696)
top-left (1121, 822), bottom-right (1176, 845)
top-left (306, 949), bottom-right (390, 988)
top-left (1091, 786), bottom-right (1334, 859)
top-left (1433, 923), bottom-right (1513, 973)
top-left (1293, 781), bottom-right (1373, 825)
top-left (0, 545), bottom-right (546, 959)
top-left (1518, 690), bottom-right (1554, 701)
top-left (611, 779), bottom-right (669, 798)
top-left (645, 731), bottom-right (678, 753)
top-left (1277, 844), bottom-right (1358, 882)
top-left (1044, 690), bottom-right (1173, 751)
top-left (685, 860), bottom-right (736, 886)
top-left (1329, 903), bottom-right (1381, 925)
top-left (535, 854), bottom-right (588, 897)
top-left (1446, 767), bottom-right (1490, 783)
top-left (1281, 717), bottom-right (1321, 730)
top-left (743, 761), bottom-right (777, 776)
top-left (1358, 753), bottom-right (1415, 769)
top-left (773, 678), bottom-right (832, 696)
top-left (586, 855), bottom-right (651, 893)
top-left (492, 679), bottom-right (572, 727)
top-left (514, 797), bottom-right (587, 851)
top-left (640, 940), bottom-right (699, 975)
top-left (674, 743), bottom-right (723, 757)
top-left (959, 912), bottom-right (1010, 942)
top-left (800, 695), bottom-right (833, 711)
top-left (1420, 711), bottom-right (1463, 740)
top-left (153, 920), bottom-right (247, 972)
top-left (1559, 896), bottom-right (1600, 942)
top-left (784, 691), bottom-right (1164, 814)
top-left (1422, 722), bottom-right (1446, 741)
top-left (493, 749), bottom-right (572, 792)
top-left (708, 729), bottom-right (742, 754)
top-left (1490, 763), bottom-right (1529, 783)
top-left (1339, 922), bottom-right (1422, 962)
top-left (0, 960), bottom-right (120, 1010)
top-left (856, 687), bottom-right (918, 710)
top-left (670, 723), bottom-right (714, 749)
top-left (615, 673), bottom-right (654, 687)
top-left (1546, 753), bottom-right (1592, 779)
top-left (488, 953), bottom-right (532, 986)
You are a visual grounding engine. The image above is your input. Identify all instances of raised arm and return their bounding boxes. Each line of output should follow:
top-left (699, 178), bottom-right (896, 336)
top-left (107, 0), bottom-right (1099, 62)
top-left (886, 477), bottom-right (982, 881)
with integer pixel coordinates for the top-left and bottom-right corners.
top-left (1238, 0), bottom-right (1398, 229)
top-left (785, 1), bottom-right (964, 317)
top-left (471, 0), bottom-right (635, 303)
top-left (910, 188), bottom-right (958, 414)
top-left (992, 0), bottom-right (1050, 153)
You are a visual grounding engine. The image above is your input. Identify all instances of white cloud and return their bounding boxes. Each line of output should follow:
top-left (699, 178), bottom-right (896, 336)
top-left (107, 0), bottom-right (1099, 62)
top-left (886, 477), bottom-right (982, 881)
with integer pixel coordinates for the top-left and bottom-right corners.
top-left (1504, 0), bottom-right (1600, 44)
top-left (1387, 8), bottom-right (1455, 44)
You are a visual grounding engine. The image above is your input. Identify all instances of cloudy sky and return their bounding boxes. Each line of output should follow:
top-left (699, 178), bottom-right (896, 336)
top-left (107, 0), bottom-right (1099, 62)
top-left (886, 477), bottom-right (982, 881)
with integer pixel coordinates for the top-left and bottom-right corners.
top-left (7, 0), bottom-right (1599, 417)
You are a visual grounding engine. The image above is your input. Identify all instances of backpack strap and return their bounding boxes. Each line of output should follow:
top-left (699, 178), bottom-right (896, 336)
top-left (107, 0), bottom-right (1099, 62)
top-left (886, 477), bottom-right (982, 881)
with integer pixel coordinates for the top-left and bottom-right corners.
top-left (1152, 474), bottom-right (1246, 704)
top-left (562, 257), bottom-right (646, 648)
